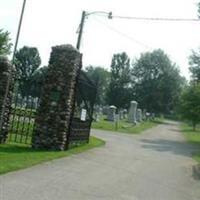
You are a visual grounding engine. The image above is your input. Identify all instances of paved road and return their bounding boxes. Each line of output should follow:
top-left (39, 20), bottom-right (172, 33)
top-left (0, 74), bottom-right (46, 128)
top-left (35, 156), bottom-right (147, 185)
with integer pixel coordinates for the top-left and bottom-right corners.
top-left (1, 121), bottom-right (200, 200)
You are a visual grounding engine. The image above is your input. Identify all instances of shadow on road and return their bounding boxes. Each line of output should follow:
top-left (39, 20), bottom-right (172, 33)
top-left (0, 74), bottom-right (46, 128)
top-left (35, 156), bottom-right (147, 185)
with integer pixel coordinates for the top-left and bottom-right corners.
top-left (140, 138), bottom-right (200, 158)
top-left (192, 164), bottom-right (200, 180)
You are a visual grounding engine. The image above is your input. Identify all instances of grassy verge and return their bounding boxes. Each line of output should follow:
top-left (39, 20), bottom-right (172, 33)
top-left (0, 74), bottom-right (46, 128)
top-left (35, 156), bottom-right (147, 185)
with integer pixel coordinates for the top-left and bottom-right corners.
top-left (0, 136), bottom-right (105, 175)
top-left (181, 123), bottom-right (200, 162)
top-left (92, 118), bottom-right (163, 134)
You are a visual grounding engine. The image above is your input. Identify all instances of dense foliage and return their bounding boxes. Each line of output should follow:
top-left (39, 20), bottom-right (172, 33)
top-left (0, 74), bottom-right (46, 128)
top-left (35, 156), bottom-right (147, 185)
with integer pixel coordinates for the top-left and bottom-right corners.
top-left (0, 29), bottom-right (12, 56)
top-left (106, 52), bottom-right (133, 108)
top-left (189, 49), bottom-right (200, 83)
top-left (14, 46), bottom-right (41, 96)
top-left (84, 66), bottom-right (110, 105)
top-left (132, 49), bottom-right (185, 114)
top-left (179, 84), bottom-right (200, 130)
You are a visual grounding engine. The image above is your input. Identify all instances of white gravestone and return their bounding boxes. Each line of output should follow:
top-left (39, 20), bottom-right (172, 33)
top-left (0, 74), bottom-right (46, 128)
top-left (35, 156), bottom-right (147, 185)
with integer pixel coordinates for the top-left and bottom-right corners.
top-left (128, 101), bottom-right (138, 124)
top-left (136, 108), bottom-right (142, 122)
top-left (107, 105), bottom-right (116, 121)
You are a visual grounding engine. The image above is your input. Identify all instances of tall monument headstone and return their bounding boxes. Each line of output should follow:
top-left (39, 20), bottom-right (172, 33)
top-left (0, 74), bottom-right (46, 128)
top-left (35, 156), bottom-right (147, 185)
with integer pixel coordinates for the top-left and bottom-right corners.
top-left (128, 101), bottom-right (138, 124)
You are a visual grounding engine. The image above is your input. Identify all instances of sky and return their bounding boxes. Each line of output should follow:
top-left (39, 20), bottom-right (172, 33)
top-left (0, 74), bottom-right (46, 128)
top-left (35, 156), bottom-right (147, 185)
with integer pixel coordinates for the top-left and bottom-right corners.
top-left (1, 0), bottom-right (200, 80)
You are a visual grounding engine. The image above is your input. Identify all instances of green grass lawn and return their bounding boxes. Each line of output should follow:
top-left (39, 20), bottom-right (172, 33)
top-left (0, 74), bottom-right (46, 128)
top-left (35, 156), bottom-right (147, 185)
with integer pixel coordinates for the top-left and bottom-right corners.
top-left (92, 117), bottom-right (163, 134)
top-left (181, 123), bottom-right (200, 162)
top-left (0, 136), bottom-right (105, 175)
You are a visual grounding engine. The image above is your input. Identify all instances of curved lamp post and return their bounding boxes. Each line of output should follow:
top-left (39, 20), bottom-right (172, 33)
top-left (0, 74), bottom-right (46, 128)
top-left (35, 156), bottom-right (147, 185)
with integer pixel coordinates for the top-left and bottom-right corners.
top-left (76, 10), bottom-right (112, 50)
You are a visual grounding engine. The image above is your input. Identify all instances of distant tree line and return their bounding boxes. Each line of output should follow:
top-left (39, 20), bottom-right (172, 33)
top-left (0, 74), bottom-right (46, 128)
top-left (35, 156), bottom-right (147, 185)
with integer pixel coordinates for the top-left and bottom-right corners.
top-left (1, 21), bottom-right (200, 128)
top-left (85, 50), bottom-right (186, 116)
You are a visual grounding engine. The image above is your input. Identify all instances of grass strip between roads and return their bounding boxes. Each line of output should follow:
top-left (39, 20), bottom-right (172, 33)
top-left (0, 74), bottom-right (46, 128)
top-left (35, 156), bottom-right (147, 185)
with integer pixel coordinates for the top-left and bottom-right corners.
top-left (181, 123), bottom-right (200, 163)
top-left (0, 136), bottom-right (105, 175)
top-left (92, 118), bottom-right (163, 134)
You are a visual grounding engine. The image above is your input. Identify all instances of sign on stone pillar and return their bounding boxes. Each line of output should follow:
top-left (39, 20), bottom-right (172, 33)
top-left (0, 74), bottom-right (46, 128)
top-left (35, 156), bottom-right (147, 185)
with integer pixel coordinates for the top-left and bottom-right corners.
top-left (0, 56), bottom-right (15, 143)
top-left (128, 101), bottom-right (138, 124)
top-left (32, 45), bottom-right (82, 150)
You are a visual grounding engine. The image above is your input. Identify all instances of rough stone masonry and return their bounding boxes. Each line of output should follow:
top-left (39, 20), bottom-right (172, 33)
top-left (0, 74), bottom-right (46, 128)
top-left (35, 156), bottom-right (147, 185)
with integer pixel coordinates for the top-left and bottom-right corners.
top-left (32, 45), bottom-right (82, 150)
top-left (0, 56), bottom-right (15, 143)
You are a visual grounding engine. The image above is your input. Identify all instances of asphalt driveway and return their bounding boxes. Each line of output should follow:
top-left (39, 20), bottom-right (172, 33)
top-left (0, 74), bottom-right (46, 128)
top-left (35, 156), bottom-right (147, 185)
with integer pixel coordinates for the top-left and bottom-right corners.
top-left (1, 121), bottom-right (200, 200)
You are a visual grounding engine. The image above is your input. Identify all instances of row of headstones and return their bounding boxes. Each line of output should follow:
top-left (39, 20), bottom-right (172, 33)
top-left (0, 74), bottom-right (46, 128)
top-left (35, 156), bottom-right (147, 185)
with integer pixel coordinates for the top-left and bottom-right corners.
top-left (94, 101), bottom-right (155, 123)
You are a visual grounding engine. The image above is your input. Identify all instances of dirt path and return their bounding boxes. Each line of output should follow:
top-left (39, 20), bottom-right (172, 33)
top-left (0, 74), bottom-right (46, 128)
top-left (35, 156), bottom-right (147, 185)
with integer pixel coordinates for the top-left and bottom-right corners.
top-left (1, 121), bottom-right (200, 200)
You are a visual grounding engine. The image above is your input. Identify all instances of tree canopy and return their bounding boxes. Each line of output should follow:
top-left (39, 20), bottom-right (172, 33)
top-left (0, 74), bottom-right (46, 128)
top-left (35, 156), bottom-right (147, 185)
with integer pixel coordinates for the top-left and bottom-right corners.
top-left (0, 29), bottom-right (12, 56)
top-left (189, 49), bottom-right (200, 83)
top-left (132, 49), bottom-right (185, 114)
top-left (14, 46), bottom-right (41, 96)
top-left (179, 83), bottom-right (200, 130)
top-left (84, 66), bottom-right (110, 105)
top-left (106, 52), bottom-right (133, 108)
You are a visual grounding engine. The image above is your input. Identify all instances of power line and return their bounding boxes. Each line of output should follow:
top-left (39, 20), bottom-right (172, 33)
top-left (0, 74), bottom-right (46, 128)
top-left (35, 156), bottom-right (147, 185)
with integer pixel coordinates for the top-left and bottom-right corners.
top-left (113, 15), bottom-right (200, 22)
top-left (95, 13), bottom-right (200, 22)
top-left (92, 17), bottom-right (153, 50)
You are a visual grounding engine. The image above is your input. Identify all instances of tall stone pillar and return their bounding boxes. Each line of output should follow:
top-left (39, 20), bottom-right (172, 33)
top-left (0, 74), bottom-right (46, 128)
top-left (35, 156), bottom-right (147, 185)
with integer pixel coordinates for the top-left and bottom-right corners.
top-left (32, 45), bottom-right (81, 150)
top-left (128, 101), bottom-right (138, 124)
top-left (0, 56), bottom-right (15, 143)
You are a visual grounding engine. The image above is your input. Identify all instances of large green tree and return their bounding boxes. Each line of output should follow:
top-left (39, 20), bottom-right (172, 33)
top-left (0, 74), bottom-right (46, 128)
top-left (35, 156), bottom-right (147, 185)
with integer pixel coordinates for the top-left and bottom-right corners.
top-left (106, 52), bottom-right (133, 108)
top-left (14, 46), bottom-right (41, 96)
top-left (189, 49), bottom-right (200, 82)
top-left (132, 49), bottom-right (185, 114)
top-left (85, 66), bottom-right (110, 105)
top-left (0, 29), bottom-right (12, 56)
top-left (180, 83), bottom-right (200, 130)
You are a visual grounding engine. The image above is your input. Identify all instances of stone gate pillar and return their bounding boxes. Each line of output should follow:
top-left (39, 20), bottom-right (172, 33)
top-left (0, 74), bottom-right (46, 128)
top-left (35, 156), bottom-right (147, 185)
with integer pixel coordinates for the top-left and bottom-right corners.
top-left (32, 45), bottom-right (81, 150)
top-left (0, 56), bottom-right (15, 143)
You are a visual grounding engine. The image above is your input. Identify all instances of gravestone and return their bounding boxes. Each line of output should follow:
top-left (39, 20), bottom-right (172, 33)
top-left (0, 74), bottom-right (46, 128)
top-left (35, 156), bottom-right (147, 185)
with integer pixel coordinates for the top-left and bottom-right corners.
top-left (102, 105), bottom-right (109, 115)
top-left (128, 101), bottom-right (138, 124)
top-left (136, 108), bottom-right (142, 122)
top-left (142, 109), bottom-right (147, 121)
top-left (32, 45), bottom-right (82, 150)
top-left (123, 109), bottom-right (128, 119)
top-left (119, 109), bottom-right (124, 120)
top-left (107, 105), bottom-right (116, 121)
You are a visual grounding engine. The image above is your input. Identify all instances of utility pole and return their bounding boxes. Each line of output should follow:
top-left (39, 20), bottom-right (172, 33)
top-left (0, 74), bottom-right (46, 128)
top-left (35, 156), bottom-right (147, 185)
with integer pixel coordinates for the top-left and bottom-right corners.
top-left (76, 11), bottom-right (86, 50)
top-left (76, 11), bottom-right (112, 50)
top-left (0, 0), bottom-right (27, 135)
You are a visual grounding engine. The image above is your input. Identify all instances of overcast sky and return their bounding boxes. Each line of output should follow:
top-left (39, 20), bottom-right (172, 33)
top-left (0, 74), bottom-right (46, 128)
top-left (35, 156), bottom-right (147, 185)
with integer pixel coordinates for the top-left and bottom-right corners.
top-left (1, 0), bottom-right (200, 79)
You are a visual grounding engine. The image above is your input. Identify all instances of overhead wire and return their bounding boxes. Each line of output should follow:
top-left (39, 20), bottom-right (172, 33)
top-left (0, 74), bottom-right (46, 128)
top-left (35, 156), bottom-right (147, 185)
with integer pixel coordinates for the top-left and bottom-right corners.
top-left (92, 16), bottom-right (153, 50)
top-left (94, 13), bottom-right (200, 22)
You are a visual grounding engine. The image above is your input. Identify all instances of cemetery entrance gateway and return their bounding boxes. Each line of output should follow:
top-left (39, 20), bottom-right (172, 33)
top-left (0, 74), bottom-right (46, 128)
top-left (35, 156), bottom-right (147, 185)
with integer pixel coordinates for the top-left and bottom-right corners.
top-left (0, 45), bottom-right (97, 149)
top-left (6, 70), bottom-right (96, 147)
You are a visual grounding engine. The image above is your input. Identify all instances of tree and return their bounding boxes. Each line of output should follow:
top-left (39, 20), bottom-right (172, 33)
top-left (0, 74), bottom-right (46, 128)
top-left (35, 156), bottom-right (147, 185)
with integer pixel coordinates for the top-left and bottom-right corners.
top-left (14, 46), bottom-right (41, 96)
top-left (0, 29), bottom-right (12, 56)
top-left (84, 66), bottom-right (110, 105)
top-left (132, 49), bottom-right (185, 114)
top-left (198, 2), bottom-right (200, 18)
top-left (106, 52), bottom-right (132, 109)
top-left (180, 84), bottom-right (200, 130)
top-left (31, 66), bottom-right (48, 97)
top-left (189, 49), bottom-right (200, 82)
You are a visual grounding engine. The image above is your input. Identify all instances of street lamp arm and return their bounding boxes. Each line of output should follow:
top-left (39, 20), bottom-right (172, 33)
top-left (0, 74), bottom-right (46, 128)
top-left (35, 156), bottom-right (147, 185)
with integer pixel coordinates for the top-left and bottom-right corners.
top-left (86, 11), bottom-right (112, 18)
top-left (76, 10), bottom-right (112, 50)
